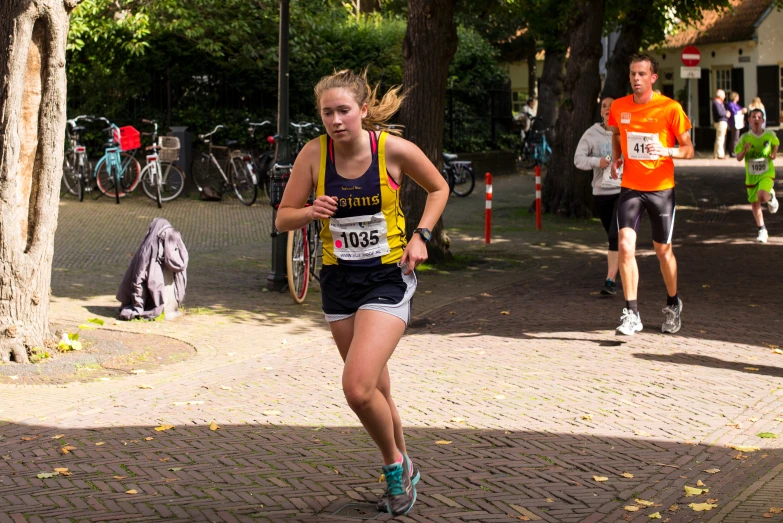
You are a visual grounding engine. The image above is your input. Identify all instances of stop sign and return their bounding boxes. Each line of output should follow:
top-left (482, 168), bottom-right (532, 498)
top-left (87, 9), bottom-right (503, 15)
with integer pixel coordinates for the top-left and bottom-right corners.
top-left (681, 46), bottom-right (701, 67)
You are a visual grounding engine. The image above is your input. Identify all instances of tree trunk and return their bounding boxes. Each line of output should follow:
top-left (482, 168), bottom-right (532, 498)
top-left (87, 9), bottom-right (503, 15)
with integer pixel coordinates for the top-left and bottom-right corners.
top-left (0, 0), bottom-right (81, 363)
top-left (600, 8), bottom-right (648, 100)
top-left (398, 0), bottom-right (457, 264)
top-left (526, 38), bottom-right (538, 98)
top-left (535, 36), bottom-right (566, 141)
top-left (541, 0), bottom-right (605, 218)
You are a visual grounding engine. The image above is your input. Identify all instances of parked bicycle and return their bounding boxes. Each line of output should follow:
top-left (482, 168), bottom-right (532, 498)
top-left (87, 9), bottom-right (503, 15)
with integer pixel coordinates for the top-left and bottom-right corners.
top-left (62, 115), bottom-right (94, 201)
top-left (245, 120), bottom-right (275, 199)
top-left (442, 152), bottom-right (476, 197)
top-left (94, 117), bottom-right (142, 204)
top-left (139, 119), bottom-right (186, 208)
top-left (191, 125), bottom-right (257, 206)
top-left (519, 118), bottom-right (552, 168)
top-left (268, 121), bottom-right (323, 303)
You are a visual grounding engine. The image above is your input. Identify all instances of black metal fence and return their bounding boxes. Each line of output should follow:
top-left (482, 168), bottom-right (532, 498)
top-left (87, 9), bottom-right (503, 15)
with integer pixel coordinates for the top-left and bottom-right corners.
top-left (443, 83), bottom-right (514, 153)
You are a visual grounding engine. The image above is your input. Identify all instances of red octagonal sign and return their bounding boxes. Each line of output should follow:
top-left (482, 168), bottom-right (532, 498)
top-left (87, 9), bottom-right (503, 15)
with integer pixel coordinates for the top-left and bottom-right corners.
top-left (681, 46), bottom-right (701, 67)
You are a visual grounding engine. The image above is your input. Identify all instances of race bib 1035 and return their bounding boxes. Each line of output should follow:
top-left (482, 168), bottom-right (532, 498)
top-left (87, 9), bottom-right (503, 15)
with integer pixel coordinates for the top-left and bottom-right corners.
top-left (329, 212), bottom-right (391, 261)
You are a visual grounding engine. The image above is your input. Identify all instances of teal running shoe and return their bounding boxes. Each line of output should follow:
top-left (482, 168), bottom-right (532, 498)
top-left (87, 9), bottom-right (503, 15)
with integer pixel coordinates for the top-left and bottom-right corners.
top-left (378, 454), bottom-right (419, 512)
top-left (379, 459), bottom-right (416, 516)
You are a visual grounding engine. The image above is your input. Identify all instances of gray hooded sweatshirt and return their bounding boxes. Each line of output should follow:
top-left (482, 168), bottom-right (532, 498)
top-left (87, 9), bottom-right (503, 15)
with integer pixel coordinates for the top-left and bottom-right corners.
top-left (573, 123), bottom-right (620, 196)
top-left (117, 218), bottom-right (188, 320)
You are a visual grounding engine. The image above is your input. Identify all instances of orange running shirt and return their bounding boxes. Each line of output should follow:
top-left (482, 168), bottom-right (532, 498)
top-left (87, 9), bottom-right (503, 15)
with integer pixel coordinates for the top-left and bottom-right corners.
top-left (608, 93), bottom-right (691, 191)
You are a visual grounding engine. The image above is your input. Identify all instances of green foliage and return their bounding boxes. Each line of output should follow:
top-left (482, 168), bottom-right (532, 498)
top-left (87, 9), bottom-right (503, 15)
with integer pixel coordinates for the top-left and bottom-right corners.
top-left (67, 2), bottom-right (509, 152)
top-left (29, 347), bottom-right (51, 364)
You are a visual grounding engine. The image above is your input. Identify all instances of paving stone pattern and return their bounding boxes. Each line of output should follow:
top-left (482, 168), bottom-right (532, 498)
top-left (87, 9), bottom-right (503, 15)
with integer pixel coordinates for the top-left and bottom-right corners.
top-left (1, 163), bottom-right (782, 522)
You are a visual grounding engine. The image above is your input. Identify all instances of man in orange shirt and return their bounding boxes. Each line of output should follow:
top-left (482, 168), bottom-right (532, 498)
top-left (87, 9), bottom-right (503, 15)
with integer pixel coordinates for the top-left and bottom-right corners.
top-left (608, 53), bottom-right (694, 336)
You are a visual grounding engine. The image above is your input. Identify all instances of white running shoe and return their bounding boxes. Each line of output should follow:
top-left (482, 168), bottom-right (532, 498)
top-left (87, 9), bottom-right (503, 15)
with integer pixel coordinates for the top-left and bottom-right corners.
top-left (757, 228), bottom-right (769, 243)
top-left (768, 189), bottom-right (779, 214)
top-left (616, 309), bottom-right (643, 336)
top-left (661, 298), bottom-right (683, 334)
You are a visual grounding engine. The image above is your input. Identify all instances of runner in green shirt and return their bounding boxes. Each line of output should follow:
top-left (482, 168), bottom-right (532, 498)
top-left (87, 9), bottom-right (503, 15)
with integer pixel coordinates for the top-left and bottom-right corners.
top-left (735, 108), bottom-right (779, 243)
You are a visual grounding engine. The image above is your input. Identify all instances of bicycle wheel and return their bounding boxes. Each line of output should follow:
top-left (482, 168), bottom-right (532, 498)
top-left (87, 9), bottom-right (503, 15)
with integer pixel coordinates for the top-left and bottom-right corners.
top-left (442, 167), bottom-right (455, 194)
top-left (308, 220), bottom-right (322, 284)
top-left (159, 164), bottom-right (185, 202)
top-left (286, 227), bottom-right (309, 303)
top-left (77, 162), bottom-right (86, 202)
top-left (541, 143), bottom-right (552, 165)
top-left (96, 153), bottom-right (140, 198)
top-left (520, 143), bottom-right (536, 169)
top-left (231, 157), bottom-right (257, 206)
top-left (191, 153), bottom-right (220, 193)
top-left (62, 152), bottom-right (79, 196)
top-left (451, 164), bottom-right (476, 197)
top-left (140, 164), bottom-right (162, 208)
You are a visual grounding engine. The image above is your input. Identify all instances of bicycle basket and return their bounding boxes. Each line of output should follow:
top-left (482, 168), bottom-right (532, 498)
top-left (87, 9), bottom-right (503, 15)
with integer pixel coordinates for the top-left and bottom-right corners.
top-left (269, 169), bottom-right (291, 207)
top-left (158, 136), bottom-right (180, 163)
top-left (117, 126), bottom-right (141, 151)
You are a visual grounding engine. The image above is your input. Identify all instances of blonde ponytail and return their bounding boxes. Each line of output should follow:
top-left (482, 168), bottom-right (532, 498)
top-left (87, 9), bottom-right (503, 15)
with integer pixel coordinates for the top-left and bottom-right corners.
top-left (314, 69), bottom-right (406, 136)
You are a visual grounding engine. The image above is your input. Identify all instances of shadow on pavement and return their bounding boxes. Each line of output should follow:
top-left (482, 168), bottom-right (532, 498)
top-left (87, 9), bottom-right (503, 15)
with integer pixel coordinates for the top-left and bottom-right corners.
top-left (634, 352), bottom-right (783, 379)
top-left (0, 422), bottom-right (779, 522)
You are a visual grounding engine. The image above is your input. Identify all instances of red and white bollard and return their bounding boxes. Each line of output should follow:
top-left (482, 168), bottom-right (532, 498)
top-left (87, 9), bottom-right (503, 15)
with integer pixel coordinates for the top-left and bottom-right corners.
top-left (485, 172), bottom-right (492, 244)
top-left (535, 164), bottom-right (542, 230)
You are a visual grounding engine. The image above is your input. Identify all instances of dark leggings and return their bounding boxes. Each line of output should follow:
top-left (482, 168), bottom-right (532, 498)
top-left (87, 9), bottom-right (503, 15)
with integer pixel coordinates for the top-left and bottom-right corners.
top-left (593, 193), bottom-right (620, 252)
top-left (728, 129), bottom-right (740, 156)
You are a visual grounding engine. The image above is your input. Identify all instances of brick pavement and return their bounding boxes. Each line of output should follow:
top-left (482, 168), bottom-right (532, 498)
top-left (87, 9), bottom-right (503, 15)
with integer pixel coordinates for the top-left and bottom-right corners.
top-left (1, 162), bottom-right (782, 522)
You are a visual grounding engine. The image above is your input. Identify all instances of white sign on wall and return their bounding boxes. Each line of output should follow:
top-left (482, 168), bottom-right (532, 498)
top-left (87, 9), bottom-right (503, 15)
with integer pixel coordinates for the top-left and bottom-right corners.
top-left (680, 66), bottom-right (702, 79)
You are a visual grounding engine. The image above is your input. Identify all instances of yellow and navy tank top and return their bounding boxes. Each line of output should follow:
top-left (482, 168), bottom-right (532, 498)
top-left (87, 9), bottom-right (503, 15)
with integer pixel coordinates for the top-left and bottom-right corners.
top-left (317, 131), bottom-right (406, 267)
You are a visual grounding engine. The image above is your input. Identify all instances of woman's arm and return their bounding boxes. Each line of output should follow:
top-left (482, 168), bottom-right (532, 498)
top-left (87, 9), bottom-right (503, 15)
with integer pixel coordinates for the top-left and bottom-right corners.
top-left (573, 133), bottom-right (601, 171)
top-left (384, 134), bottom-right (450, 273)
top-left (274, 139), bottom-right (337, 232)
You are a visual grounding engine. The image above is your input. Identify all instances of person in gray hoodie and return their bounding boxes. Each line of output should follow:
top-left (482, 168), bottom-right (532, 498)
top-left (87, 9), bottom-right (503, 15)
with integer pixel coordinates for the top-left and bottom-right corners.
top-left (574, 96), bottom-right (622, 296)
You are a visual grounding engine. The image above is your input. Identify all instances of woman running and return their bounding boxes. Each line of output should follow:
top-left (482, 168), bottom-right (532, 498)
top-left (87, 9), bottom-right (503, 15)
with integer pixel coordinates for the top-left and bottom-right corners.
top-left (574, 96), bottom-right (622, 295)
top-left (275, 69), bottom-right (449, 516)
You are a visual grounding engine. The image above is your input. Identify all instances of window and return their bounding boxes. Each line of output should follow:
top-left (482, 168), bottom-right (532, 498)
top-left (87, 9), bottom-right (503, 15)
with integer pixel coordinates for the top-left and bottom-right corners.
top-left (512, 90), bottom-right (528, 114)
top-left (714, 68), bottom-right (731, 93)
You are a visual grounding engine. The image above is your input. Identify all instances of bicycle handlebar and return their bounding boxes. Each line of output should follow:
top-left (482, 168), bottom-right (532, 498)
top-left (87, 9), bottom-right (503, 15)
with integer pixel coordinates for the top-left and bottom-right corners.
top-left (199, 124), bottom-right (225, 140)
top-left (247, 120), bottom-right (271, 127)
top-left (290, 122), bottom-right (317, 130)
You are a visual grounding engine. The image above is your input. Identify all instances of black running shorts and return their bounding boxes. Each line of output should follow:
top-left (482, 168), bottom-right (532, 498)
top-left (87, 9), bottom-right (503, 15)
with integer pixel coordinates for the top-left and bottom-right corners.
top-left (320, 264), bottom-right (416, 325)
top-left (617, 188), bottom-right (676, 244)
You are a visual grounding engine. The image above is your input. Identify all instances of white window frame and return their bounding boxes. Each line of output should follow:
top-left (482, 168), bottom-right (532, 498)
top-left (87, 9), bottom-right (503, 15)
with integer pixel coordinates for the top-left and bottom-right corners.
top-left (714, 67), bottom-right (732, 94)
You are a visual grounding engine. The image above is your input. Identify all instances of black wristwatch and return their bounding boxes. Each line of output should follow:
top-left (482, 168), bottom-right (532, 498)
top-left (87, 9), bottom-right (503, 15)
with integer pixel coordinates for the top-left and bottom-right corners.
top-left (413, 228), bottom-right (432, 243)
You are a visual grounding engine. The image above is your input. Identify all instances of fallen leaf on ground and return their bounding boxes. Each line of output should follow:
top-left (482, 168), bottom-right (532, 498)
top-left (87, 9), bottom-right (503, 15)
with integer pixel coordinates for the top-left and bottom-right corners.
top-left (668, 504), bottom-right (679, 512)
top-left (581, 414), bottom-right (593, 420)
top-left (774, 417), bottom-right (783, 422)
top-left (726, 423), bottom-right (741, 429)
top-left (87, 318), bottom-right (105, 326)
top-left (649, 513), bottom-right (662, 519)
top-left (220, 386), bottom-right (232, 390)
top-left (113, 476), bottom-right (126, 480)
top-left (545, 498), bottom-right (554, 502)
top-left (51, 434), bottom-right (64, 439)
top-left (168, 467), bottom-right (181, 471)
top-left (37, 472), bottom-right (58, 479)
top-left (53, 468), bottom-right (69, 473)
top-left (540, 265), bottom-right (549, 269)
top-left (138, 384), bottom-right (154, 389)
top-left (773, 349), bottom-right (783, 355)
top-left (125, 490), bottom-right (137, 494)
top-left (744, 367), bottom-right (760, 371)
top-left (750, 417), bottom-right (759, 422)
top-left (730, 445), bottom-right (760, 452)
top-left (95, 442), bottom-right (105, 446)
top-left (60, 445), bottom-right (76, 454)
top-left (704, 468), bottom-right (720, 474)
top-left (621, 472), bottom-right (634, 478)
top-left (144, 437), bottom-right (153, 441)
top-left (21, 435), bottom-right (41, 441)
top-left (770, 507), bottom-right (783, 514)
top-left (209, 421), bottom-right (219, 431)
top-left (154, 425), bottom-right (174, 431)
top-left (262, 410), bottom-right (280, 416)
top-left (684, 486), bottom-right (708, 497)
top-left (757, 432), bottom-right (777, 439)
top-left (172, 401), bottom-right (203, 406)
top-left (494, 394), bottom-right (506, 399)
top-left (450, 417), bottom-right (465, 423)
top-left (424, 290), bottom-right (432, 294)
top-left (435, 440), bottom-right (452, 445)
top-left (696, 480), bottom-right (706, 487)
top-left (130, 369), bottom-right (146, 374)
top-left (78, 324), bottom-right (97, 330)
top-left (159, 458), bottom-right (169, 462)
top-left (500, 311), bottom-right (510, 315)
top-left (634, 430), bottom-right (651, 437)
top-left (635, 499), bottom-right (655, 506)
top-left (707, 499), bottom-right (718, 504)
top-left (624, 506), bottom-right (640, 512)
top-left (689, 503), bottom-right (717, 511)
top-left (593, 476), bottom-right (608, 482)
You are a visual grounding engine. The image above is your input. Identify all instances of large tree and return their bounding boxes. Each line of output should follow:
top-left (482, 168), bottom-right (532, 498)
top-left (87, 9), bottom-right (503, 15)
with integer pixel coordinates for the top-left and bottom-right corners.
top-left (398, 0), bottom-right (458, 263)
top-left (0, 0), bottom-right (82, 363)
top-left (542, 0), bottom-right (606, 217)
